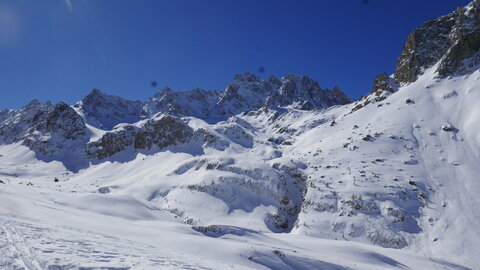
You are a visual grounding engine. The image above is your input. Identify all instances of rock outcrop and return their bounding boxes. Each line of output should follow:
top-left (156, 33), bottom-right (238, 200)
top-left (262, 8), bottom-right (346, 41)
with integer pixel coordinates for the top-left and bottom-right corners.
top-left (86, 116), bottom-right (206, 159)
top-left (143, 87), bottom-right (220, 119)
top-left (133, 116), bottom-right (194, 150)
top-left (395, 0), bottom-right (480, 83)
top-left (23, 102), bottom-right (89, 156)
top-left (0, 100), bottom-right (54, 143)
top-left (0, 72), bottom-right (352, 162)
top-left (350, 73), bottom-right (399, 112)
top-left (372, 73), bottom-right (399, 95)
top-left (0, 100), bottom-right (89, 156)
top-left (78, 89), bottom-right (143, 130)
top-left (145, 72), bottom-right (352, 120)
top-left (266, 74), bottom-right (351, 110)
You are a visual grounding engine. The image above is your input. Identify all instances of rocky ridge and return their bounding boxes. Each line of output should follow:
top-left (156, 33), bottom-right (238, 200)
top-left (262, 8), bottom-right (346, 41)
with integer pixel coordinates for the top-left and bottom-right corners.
top-left (81, 73), bottom-right (352, 127)
top-left (395, 0), bottom-right (480, 84)
top-left (0, 73), bottom-right (351, 163)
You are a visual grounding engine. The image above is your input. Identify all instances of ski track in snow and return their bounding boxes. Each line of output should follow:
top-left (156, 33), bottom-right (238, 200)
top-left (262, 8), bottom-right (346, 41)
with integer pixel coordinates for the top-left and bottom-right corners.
top-left (0, 215), bottom-right (242, 270)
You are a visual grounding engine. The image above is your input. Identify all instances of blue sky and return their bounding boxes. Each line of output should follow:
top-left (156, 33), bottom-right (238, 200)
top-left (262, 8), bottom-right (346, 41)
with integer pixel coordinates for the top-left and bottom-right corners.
top-left (0, 0), bottom-right (471, 109)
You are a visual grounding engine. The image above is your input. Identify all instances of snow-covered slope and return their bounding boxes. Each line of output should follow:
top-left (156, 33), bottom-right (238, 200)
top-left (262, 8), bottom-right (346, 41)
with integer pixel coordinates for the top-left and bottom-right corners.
top-left (1, 1), bottom-right (480, 269)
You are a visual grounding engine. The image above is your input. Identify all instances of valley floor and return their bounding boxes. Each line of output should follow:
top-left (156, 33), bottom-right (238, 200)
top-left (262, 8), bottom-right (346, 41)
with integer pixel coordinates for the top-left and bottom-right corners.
top-left (0, 179), bottom-right (473, 270)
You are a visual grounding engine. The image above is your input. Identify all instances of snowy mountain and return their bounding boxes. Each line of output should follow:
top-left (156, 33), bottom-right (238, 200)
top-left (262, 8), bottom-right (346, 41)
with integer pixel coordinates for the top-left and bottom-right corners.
top-left (143, 72), bottom-right (351, 121)
top-left (395, 0), bottom-right (480, 83)
top-left (76, 89), bottom-right (144, 130)
top-left (1, 1), bottom-right (480, 269)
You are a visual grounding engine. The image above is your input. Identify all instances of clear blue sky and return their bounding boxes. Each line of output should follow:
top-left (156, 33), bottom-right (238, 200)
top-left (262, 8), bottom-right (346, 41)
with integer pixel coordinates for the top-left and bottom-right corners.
top-left (0, 0), bottom-right (471, 109)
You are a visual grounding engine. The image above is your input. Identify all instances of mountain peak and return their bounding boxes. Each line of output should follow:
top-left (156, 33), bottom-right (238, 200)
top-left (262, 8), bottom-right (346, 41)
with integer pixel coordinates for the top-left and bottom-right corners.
top-left (142, 73), bottom-right (352, 120)
top-left (80, 89), bottom-right (143, 130)
top-left (268, 74), bottom-right (351, 109)
top-left (267, 75), bottom-right (282, 85)
top-left (232, 72), bottom-right (262, 83)
top-left (89, 88), bottom-right (104, 95)
top-left (153, 87), bottom-right (175, 97)
top-left (395, 0), bottom-right (480, 84)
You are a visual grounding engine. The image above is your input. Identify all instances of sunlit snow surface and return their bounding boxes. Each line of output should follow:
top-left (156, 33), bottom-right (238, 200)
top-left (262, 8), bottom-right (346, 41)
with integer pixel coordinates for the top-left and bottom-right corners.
top-left (1, 68), bottom-right (479, 269)
top-left (0, 186), bottom-right (470, 270)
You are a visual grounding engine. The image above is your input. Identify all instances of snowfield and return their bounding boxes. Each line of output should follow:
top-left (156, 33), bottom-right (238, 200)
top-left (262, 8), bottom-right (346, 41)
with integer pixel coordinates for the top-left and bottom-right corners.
top-left (0, 158), bottom-right (474, 270)
top-left (2, 1), bottom-right (480, 268)
top-left (0, 66), bottom-right (479, 269)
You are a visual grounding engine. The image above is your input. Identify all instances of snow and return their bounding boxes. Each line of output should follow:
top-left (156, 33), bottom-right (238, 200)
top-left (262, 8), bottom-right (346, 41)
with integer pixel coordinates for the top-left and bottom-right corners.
top-left (0, 183), bottom-right (471, 269)
top-left (3, 4), bottom-right (480, 265)
top-left (0, 66), bottom-right (479, 268)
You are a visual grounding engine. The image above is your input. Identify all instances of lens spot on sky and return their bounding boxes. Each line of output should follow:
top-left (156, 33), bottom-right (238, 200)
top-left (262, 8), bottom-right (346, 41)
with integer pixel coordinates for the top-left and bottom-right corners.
top-left (0, 5), bottom-right (21, 48)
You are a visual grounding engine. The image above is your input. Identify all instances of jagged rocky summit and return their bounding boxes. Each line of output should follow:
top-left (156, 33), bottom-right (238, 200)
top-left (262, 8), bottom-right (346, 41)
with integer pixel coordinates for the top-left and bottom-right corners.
top-left (352, 0), bottom-right (480, 112)
top-left (0, 73), bottom-right (351, 164)
top-left (395, 0), bottom-right (480, 83)
top-left (369, 0), bottom-right (480, 89)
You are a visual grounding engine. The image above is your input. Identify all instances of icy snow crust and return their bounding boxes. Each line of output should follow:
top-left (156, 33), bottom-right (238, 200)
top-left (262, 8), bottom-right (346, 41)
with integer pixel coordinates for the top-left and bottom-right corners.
top-left (0, 66), bottom-right (479, 269)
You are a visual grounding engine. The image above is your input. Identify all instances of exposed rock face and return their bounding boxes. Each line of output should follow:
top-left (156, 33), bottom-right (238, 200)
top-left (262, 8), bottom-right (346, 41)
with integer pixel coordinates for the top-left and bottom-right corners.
top-left (395, 0), bottom-right (480, 83)
top-left (133, 116), bottom-right (194, 150)
top-left (143, 87), bottom-right (220, 119)
top-left (0, 100), bottom-right (54, 143)
top-left (35, 102), bottom-right (88, 141)
top-left (332, 86), bottom-right (352, 104)
top-left (351, 1), bottom-right (480, 110)
top-left (219, 73), bottom-right (352, 113)
top-left (145, 72), bottom-right (352, 120)
top-left (0, 100), bottom-right (88, 157)
top-left (0, 109), bottom-right (9, 124)
top-left (143, 87), bottom-right (188, 117)
top-left (86, 128), bottom-right (135, 160)
top-left (79, 89), bottom-right (143, 130)
top-left (23, 102), bottom-right (89, 156)
top-left (355, 0), bottom-right (480, 109)
top-left (216, 73), bottom-right (279, 115)
top-left (0, 72), bottom-right (352, 161)
top-left (438, 2), bottom-right (480, 77)
top-left (86, 116), bottom-right (199, 159)
top-left (267, 74), bottom-right (351, 109)
top-left (350, 73), bottom-right (399, 112)
top-left (372, 73), bottom-right (399, 95)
